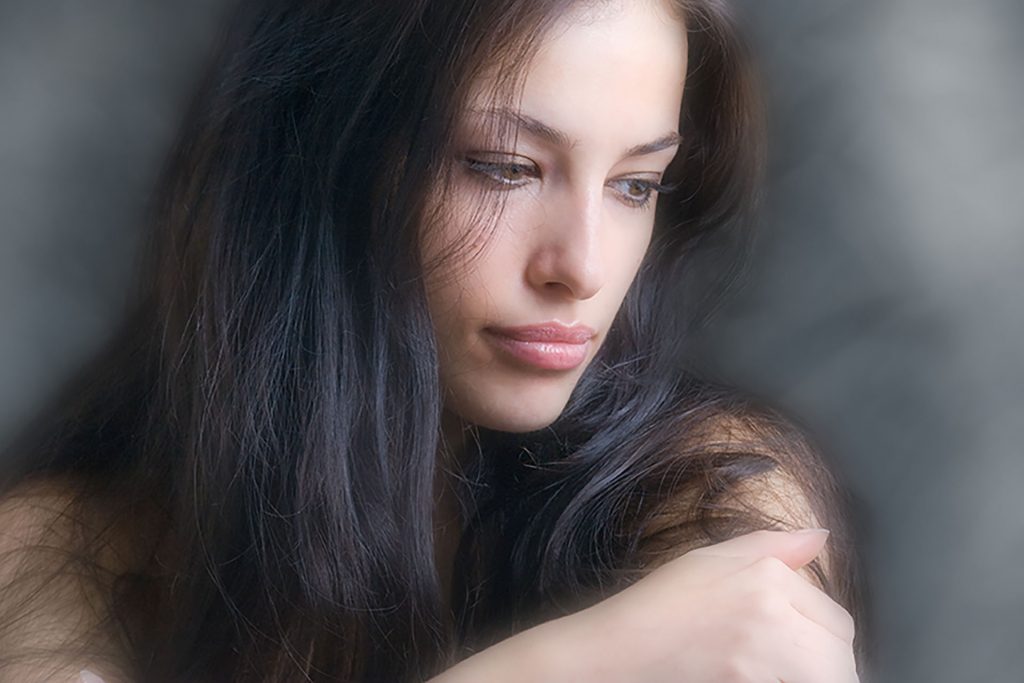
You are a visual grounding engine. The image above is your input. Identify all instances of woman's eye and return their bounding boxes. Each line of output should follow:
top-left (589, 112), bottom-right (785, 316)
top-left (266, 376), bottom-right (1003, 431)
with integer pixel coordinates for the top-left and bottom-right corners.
top-left (610, 177), bottom-right (676, 210)
top-left (462, 157), bottom-right (678, 211)
top-left (463, 157), bottom-right (537, 186)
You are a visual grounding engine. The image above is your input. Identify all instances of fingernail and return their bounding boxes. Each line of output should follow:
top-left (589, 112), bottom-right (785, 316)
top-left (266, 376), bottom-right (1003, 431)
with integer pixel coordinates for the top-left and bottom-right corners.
top-left (80, 671), bottom-right (107, 683)
top-left (792, 527), bottom-right (830, 536)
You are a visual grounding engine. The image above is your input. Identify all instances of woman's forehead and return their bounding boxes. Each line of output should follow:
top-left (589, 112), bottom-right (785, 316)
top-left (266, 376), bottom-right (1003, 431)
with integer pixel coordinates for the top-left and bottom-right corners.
top-left (461, 1), bottom-right (688, 150)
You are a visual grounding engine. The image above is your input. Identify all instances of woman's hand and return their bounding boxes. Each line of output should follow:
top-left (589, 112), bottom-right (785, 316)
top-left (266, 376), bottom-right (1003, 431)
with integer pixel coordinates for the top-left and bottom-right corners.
top-left (431, 528), bottom-right (858, 683)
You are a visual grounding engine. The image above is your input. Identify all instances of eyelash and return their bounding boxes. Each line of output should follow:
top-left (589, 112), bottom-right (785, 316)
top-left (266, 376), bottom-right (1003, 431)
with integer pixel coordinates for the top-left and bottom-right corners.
top-left (462, 157), bottom-right (678, 211)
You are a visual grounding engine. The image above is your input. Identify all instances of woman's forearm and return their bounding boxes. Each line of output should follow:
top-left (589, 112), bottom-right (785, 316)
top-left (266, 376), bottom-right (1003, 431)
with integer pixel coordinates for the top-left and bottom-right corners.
top-left (426, 618), bottom-right (578, 683)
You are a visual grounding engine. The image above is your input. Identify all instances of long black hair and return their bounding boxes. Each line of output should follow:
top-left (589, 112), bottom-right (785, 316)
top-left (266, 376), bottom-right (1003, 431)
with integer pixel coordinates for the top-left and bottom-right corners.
top-left (0, 0), bottom-right (872, 680)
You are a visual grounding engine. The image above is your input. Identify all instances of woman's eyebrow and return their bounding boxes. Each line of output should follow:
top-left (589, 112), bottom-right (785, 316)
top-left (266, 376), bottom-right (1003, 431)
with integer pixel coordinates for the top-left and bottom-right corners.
top-left (469, 106), bottom-right (683, 158)
top-left (623, 132), bottom-right (684, 158)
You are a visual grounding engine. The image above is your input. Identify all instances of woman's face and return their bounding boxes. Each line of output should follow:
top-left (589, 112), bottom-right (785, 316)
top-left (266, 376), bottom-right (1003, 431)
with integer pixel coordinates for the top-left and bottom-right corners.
top-left (423, 0), bottom-right (688, 434)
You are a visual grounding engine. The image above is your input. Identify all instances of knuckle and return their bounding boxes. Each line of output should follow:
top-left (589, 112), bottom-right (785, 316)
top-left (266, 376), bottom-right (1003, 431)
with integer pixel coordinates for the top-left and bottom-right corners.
top-left (747, 589), bottom-right (787, 622)
top-left (749, 555), bottom-right (789, 580)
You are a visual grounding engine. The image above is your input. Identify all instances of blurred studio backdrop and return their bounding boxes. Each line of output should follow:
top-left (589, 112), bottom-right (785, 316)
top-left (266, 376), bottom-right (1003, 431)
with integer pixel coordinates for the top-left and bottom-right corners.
top-left (1, 2), bottom-right (1022, 681)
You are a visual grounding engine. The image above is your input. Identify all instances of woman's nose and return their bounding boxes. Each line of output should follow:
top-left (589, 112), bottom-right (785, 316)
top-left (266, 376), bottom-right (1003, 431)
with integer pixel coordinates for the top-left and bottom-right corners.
top-left (525, 184), bottom-right (606, 301)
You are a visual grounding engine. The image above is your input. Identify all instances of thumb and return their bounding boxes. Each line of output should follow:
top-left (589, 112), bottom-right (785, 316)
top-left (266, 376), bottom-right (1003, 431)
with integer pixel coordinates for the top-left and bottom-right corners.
top-left (689, 528), bottom-right (830, 572)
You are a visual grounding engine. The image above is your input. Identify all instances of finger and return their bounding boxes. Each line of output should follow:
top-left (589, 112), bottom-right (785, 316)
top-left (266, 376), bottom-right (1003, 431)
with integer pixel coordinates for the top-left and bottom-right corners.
top-left (655, 546), bottom-right (755, 586)
top-left (775, 606), bottom-right (859, 683)
top-left (775, 563), bottom-right (857, 644)
top-left (688, 528), bottom-right (830, 572)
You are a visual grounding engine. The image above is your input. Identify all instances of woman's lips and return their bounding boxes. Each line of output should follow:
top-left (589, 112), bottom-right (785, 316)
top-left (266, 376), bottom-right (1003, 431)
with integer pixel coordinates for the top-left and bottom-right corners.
top-left (483, 328), bottom-right (593, 371)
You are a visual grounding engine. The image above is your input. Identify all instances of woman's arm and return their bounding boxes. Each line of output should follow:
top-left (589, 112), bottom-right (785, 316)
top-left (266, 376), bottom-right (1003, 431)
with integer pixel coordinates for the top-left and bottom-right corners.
top-left (425, 618), bottom-right (575, 683)
top-left (430, 429), bottom-right (862, 682)
top-left (428, 528), bottom-right (851, 683)
top-left (634, 407), bottom-right (865, 609)
top-left (639, 464), bottom-right (835, 586)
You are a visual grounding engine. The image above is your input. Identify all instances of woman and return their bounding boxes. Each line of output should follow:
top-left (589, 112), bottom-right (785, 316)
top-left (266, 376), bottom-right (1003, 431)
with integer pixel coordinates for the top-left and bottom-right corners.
top-left (0, 0), bottom-right (871, 680)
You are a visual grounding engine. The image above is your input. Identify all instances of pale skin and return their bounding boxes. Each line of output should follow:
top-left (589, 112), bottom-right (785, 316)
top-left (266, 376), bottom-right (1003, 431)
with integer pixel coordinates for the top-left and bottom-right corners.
top-left (422, 0), bottom-right (685, 438)
top-left (0, 1), bottom-right (858, 681)
top-left (426, 0), bottom-right (858, 680)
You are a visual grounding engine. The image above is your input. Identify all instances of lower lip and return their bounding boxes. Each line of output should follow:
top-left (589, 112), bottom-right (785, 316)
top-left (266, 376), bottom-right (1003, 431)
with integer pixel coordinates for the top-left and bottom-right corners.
top-left (483, 330), bottom-right (591, 371)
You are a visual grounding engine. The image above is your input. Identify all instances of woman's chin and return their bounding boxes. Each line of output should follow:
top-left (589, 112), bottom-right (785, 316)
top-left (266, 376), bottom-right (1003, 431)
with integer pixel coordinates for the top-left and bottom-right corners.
top-left (450, 395), bottom-right (569, 434)
top-left (489, 413), bottom-right (561, 434)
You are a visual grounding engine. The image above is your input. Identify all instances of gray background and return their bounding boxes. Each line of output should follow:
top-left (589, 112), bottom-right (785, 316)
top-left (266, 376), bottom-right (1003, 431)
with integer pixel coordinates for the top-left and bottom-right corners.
top-left (1, 2), bottom-right (1021, 681)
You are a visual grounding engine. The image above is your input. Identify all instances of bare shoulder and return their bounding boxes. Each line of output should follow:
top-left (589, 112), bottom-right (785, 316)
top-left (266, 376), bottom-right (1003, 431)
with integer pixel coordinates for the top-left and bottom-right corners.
top-left (0, 474), bottom-right (80, 545)
top-left (637, 408), bottom-right (843, 591)
top-left (0, 475), bottom-right (135, 681)
top-left (705, 412), bottom-right (825, 529)
top-left (0, 475), bottom-right (84, 583)
top-left (632, 403), bottom-right (872, 676)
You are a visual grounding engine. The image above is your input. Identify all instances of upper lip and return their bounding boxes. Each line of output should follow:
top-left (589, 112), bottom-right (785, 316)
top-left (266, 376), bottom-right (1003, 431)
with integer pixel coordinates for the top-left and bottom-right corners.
top-left (486, 321), bottom-right (597, 344)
